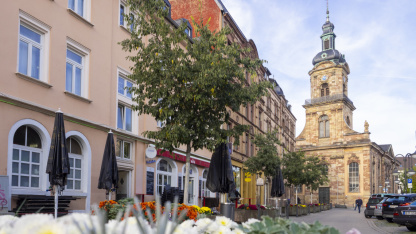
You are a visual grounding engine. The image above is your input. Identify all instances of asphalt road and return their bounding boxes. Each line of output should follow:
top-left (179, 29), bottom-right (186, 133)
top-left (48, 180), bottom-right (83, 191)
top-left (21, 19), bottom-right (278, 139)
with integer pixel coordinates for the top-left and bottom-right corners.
top-left (288, 207), bottom-right (416, 234)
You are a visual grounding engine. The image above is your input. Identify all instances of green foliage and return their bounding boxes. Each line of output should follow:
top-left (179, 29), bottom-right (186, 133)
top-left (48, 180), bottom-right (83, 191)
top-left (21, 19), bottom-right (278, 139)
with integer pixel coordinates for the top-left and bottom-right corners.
top-left (281, 151), bottom-right (329, 190)
top-left (244, 129), bottom-right (281, 178)
top-left (120, 0), bottom-right (271, 153)
top-left (241, 216), bottom-right (340, 234)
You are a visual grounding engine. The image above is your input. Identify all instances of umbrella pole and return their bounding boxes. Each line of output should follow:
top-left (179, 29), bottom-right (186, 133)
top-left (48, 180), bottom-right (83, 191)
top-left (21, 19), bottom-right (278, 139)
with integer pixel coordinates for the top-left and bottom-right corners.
top-left (109, 190), bottom-right (112, 201)
top-left (54, 185), bottom-right (59, 219)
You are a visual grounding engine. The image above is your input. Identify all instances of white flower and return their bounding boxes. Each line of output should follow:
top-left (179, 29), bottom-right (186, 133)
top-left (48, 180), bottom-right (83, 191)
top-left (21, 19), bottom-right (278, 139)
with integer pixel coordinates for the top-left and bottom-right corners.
top-left (179, 219), bottom-right (195, 229)
top-left (215, 216), bottom-right (235, 229)
top-left (195, 218), bottom-right (213, 232)
top-left (232, 228), bottom-right (245, 234)
top-left (242, 218), bottom-right (260, 230)
top-left (13, 214), bottom-right (54, 234)
top-left (33, 222), bottom-right (66, 234)
top-left (212, 226), bottom-right (232, 234)
top-left (0, 215), bottom-right (18, 227)
top-left (206, 222), bottom-right (220, 233)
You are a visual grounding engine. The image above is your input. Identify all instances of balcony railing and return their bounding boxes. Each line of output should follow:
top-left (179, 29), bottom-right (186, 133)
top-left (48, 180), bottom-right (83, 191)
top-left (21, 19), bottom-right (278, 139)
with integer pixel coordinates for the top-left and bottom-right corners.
top-left (304, 94), bottom-right (354, 106)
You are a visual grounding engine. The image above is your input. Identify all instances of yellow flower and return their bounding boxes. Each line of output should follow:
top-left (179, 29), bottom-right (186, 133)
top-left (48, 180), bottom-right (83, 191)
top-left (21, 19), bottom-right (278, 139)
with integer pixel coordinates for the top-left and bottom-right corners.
top-left (156, 52), bottom-right (158, 56)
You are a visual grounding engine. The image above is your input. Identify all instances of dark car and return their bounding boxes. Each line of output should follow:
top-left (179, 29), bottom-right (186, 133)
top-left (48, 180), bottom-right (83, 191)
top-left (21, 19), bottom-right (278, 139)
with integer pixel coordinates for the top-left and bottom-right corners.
top-left (393, 200), bottom-right (416, 231)
top-left (364, 197), bottom-right (383, 218)
top-left (383, 194), bottom-right (416, 223)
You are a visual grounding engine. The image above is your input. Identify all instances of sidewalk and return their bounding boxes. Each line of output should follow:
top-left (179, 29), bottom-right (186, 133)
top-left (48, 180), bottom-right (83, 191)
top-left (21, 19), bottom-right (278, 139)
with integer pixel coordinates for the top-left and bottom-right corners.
top-left (288, 208), bottom-right (382, 234)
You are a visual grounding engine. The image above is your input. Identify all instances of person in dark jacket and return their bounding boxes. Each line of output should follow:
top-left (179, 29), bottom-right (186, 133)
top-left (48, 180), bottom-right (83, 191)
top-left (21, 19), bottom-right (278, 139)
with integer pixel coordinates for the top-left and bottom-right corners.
top-left (297, 197), bottom-right (301, 204)
top-left (356, 198), bottom-right (363, 213)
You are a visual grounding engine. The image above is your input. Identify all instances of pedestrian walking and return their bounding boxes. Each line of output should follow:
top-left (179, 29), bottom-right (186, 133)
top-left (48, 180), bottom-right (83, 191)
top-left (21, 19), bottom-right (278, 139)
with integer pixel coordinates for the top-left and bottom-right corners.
top-left (356, 197), bottom-right (363, 213)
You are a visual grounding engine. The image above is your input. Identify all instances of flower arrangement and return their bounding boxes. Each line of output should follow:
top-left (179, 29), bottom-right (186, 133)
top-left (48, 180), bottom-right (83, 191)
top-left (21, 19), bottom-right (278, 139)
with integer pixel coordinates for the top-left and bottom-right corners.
top-left (237, 204), bottom-right (266, 210)
top-left (192, 205), bottom-right (212, 215)
top-left (0, 212), bottom-right (342, 234)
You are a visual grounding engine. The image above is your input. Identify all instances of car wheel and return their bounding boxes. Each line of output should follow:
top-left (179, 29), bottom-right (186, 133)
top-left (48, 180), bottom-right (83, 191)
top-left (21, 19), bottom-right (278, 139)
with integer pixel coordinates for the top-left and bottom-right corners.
top-left (376, 216), bottom-right (384, 220)
top-left (365, 215), bottom-right (372, 218)
top-left (386, 218), bottom-right (393, 223)
top-left (407, 226), bottom-right (416, 231)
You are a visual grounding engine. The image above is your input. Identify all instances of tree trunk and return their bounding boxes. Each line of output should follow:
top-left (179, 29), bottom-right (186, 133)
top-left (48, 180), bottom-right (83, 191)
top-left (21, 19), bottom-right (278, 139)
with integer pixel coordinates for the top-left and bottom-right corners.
top-left (183, 144), bottom-right (192, 205)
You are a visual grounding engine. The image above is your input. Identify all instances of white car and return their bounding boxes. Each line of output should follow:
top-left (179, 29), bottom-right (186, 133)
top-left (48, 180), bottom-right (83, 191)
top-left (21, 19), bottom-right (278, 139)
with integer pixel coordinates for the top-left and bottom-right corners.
top-left (374, 197), bottom-right (389, 220)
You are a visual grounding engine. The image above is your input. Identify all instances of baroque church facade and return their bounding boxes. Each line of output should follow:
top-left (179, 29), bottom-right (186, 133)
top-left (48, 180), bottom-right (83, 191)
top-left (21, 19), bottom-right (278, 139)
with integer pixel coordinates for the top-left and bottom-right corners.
top-left (295, 12), bottom-right (397, 206)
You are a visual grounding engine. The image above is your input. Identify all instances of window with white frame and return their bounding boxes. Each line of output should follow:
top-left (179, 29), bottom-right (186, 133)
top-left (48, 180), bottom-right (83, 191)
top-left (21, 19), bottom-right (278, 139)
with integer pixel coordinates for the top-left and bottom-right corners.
top-left (117, 103), bottom-right (132, 131)
top-left (201, 170), bottom-right (210, 197)
top-left (115, 139), bottom-right (131, 159)
top-left (65, 39), bottom-right (89, 98)
top-left (66, 49), bottom-right (83, 96)
top-left (11, 126), bottom-right (42, 188)
top-left (118, 75), bottom-right (133, 99)
top-left (68, 0), bottom-right (86, 17)
top-left (157, 159), bottom-right (172, 195)
top-left (119, 1), bottom-right (135, 31)
top-left (66, 137), bottom-right (82, 190)
top-left (18, 11), bottom-right (50, 81)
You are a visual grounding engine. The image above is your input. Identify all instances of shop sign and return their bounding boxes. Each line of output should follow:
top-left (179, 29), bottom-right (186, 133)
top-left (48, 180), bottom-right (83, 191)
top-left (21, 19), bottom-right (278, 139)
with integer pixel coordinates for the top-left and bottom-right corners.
top-left (146, 145), bottom-right (157, 158)
top-left (0, 176), bottom-right (11, 213)
top-left (146, 160), bottom-right (156, 164)
top-left (157, 149), bottom-right (210, 167)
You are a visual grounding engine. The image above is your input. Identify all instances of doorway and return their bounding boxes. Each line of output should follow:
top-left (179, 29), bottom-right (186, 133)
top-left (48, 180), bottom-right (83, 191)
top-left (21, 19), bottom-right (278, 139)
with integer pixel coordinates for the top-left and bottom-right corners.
top-left (319, 187), bottom-right (330, 204)
top-left (183, 177), bottom-right (195, 204)
top-left (116, 170), bottom-right (130, 200)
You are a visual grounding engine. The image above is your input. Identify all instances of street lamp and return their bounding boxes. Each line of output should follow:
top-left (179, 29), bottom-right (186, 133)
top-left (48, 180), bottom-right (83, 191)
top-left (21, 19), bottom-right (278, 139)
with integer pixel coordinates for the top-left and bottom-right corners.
top-left (394, 151), bottom-right (416, 194)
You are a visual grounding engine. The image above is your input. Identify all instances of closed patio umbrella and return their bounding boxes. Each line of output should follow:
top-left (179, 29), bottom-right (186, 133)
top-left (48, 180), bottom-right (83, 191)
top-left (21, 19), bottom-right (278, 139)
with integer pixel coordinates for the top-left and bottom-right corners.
top-left (98, 130), bottom-right (119, 200)
top-left (271, 166), bottom-right (285, 198)
top-left (206, 143), bottom-right (235, 194)
top-left (46, 109), bottom-right (70, 219)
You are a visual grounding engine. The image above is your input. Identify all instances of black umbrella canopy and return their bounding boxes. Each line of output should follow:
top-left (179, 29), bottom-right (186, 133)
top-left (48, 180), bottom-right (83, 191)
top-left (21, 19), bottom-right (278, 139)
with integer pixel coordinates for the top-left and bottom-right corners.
top-left (271, 166), bottom-right (285, 197)
top-left (206, 143), bottom-right (235, 193)
top-left (46, 110), bottom-right (70, 187)
top-left (98, 131), bottom-right (119, 192)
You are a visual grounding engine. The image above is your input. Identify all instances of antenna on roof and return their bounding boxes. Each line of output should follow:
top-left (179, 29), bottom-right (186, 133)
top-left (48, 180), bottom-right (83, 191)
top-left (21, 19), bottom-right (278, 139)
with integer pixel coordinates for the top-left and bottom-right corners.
top-left (326, 0), bottom-right (330, 22)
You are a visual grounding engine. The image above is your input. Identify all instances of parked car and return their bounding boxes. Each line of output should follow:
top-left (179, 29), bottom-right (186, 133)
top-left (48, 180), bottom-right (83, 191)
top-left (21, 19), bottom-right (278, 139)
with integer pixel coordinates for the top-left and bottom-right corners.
top-left (383, 194), bottom-right (416, 223)
top-left (374, 197), bottom-right (389, 220)
top-left (371, 193), bottom-right (396, 198)
top-left (364, 197), bottom-right (383, 218)
top-left (393, 200), bottom-right (416, 231)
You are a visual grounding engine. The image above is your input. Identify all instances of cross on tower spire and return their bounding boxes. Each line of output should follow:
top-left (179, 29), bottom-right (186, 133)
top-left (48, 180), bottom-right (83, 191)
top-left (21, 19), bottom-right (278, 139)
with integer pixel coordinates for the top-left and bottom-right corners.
top-left (326, 0), bottom-right (330, 22)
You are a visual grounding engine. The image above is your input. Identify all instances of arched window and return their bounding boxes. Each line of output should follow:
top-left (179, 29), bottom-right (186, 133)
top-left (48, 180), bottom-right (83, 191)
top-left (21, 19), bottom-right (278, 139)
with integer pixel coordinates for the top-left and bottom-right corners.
top-left (322, 164), bottom-right (329, 175)
top-left (319, 115), bottom-right (330, 138)
top-left (349, 162), bottom-right (359, 192)
top-left (66, 137), bottom-right (82, 190)
top-left (346, 116), bottom-right (351, 126)
top-left (156, 159), bottom-right (173, 195)
top-left (12, 126), bottom-right (42, 188)
top-left (321, 83), bottom-right (329, 97)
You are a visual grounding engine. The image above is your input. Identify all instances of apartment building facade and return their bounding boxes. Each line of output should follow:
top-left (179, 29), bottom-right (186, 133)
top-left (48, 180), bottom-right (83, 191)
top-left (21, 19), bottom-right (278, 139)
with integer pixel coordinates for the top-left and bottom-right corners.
top-left (170, 0), bottom-right (297, 205)
top-left (0, 0), bottom-right (215, 213)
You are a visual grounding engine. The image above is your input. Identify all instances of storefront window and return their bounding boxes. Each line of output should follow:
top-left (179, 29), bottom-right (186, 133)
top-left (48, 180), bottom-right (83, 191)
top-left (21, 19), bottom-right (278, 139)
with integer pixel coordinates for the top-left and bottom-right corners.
top-left (232, 166), bottom-right (241, 192)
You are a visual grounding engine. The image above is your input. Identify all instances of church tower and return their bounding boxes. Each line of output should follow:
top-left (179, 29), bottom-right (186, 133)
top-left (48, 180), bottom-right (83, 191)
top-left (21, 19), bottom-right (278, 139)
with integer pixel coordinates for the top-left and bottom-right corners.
top-left (295, 6), bottom-right (396, 207)
top-left (297, 8), bottom-right (356, 144)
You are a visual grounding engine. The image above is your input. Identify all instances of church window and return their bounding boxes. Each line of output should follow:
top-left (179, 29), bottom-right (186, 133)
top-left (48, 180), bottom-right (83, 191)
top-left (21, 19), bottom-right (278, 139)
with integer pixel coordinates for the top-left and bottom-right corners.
top-left (349, 162), bottom-right (359, 193)
top-left (321, 83), bottom-right (329, 97)
top-left (346, 116), bottom-right (350, 126)
top-left (319, 115), bottom-right (330, 138)
top-left (324, 39), bottom-right (330, 50)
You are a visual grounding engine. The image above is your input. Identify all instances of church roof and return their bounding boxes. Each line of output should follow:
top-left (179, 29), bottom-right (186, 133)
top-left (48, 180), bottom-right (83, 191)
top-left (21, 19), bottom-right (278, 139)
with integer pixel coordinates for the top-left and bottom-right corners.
top-left (378, 144), bottom-right (392, 153)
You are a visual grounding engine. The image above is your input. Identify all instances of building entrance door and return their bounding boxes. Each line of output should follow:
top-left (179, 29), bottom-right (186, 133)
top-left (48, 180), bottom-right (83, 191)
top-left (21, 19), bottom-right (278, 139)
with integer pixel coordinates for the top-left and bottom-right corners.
top-left (319, 187), bottom-right (330, 204)
top-left (116, 170), bottom-right (130, 200)
top-left (183, 177), bottom-right (195, 205)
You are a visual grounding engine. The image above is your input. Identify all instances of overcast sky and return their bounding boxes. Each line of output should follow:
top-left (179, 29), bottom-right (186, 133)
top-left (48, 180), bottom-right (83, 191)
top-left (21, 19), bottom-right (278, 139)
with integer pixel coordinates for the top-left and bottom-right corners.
top-left (221, 0), bottom-right (416, 156)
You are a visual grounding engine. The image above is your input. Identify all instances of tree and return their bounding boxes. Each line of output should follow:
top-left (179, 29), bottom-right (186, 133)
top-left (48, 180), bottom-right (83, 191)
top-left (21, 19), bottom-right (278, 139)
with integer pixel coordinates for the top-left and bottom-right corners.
top-left (281, 151), bottom-right (328, 201)
top-left (244, 129), bottom-right (281, 178)
top-left (120, 0), bottom-right (271, 204)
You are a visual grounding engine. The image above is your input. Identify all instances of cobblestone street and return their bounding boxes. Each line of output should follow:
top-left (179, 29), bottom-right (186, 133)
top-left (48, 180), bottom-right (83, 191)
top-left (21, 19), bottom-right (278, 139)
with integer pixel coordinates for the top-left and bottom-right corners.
top-left (288, 207), bottom-right (416, 234)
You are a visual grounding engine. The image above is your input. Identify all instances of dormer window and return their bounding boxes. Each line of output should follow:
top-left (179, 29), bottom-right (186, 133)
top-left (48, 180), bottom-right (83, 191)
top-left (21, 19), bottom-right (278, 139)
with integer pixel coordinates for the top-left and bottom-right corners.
top-left (185, 27), bottom-right (191, 37)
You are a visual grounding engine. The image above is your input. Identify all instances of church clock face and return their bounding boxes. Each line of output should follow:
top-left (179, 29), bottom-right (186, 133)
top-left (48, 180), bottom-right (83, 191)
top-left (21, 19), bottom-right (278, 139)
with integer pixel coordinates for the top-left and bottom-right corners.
top-left (321, 75), bottom-right (328, 81)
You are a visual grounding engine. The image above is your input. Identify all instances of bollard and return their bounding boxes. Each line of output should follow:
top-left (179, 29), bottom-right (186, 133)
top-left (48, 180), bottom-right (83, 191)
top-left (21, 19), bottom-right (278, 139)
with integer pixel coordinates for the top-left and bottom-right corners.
top-left (296, 205), bottom-right (298, 217)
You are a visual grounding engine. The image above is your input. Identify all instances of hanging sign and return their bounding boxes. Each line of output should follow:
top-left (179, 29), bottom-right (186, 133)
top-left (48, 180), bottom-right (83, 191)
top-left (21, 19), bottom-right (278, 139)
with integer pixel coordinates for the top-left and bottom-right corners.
top-left (146, 145), bottom-right (157, 158)
top-left (244, 178), bottom-right (252, 182)
top-left (256, 178), bottom-right (264, 186)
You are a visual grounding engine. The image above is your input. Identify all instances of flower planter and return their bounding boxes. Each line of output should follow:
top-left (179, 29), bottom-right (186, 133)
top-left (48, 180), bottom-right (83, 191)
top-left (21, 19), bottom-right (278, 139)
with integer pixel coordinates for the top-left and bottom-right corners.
top-left (234, 209), bottom-right (280, 223)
